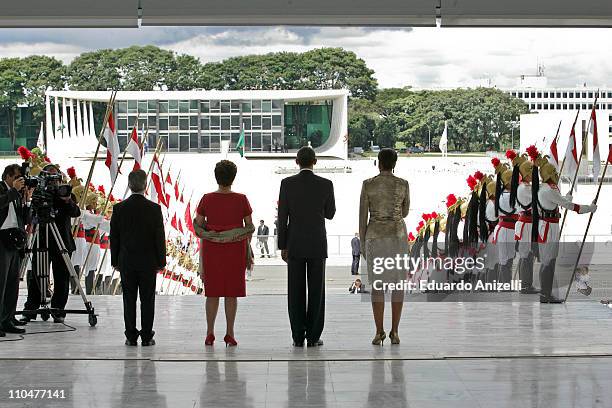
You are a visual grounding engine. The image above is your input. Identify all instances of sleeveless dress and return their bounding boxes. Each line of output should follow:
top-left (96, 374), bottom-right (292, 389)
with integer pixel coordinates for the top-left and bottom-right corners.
top-left (197, 192), bottom-right (252, 297)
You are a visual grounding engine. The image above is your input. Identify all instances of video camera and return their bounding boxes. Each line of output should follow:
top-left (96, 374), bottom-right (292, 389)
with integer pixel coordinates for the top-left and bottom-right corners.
top-left (21, 162), bottom-right (73, 222)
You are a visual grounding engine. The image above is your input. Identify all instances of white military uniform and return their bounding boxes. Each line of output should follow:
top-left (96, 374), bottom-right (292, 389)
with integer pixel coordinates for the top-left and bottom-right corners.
top-left (493, 191), bottom-right (517, 266)
top-left (81, 211), bottom-right (105, 276)
top-left (514, 182), bottom-right (533, 259)
top-left (484, 199), bottom-right (499, 271)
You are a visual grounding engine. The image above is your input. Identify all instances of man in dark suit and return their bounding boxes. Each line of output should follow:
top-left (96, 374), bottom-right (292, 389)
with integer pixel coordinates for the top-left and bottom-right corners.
top-left (278, 147), bottom-right (335, 347)
top-left (23, 164), bottom-right (81, 324)
top-left (257, 220), bottom-right (270, 258)
top-left (0, 164), bottom-right (30, 336)
top-left (110, 169), bottom-right (166, 346)
top-left (351, 233), bottom-right (360, 275)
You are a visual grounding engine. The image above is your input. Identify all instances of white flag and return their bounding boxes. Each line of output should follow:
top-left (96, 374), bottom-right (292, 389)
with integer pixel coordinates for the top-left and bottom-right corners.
top-left (438, 121), bottom-right (448, 154)
top-left (590, 107), bottom-right (601, 181)
top-left (103, 112), bottom-right (120, 184)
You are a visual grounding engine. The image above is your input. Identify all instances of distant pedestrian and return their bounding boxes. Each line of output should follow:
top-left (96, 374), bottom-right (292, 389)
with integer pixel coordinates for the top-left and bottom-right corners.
top-left (257, 220), bottom-right (270, 258)
top-left (350, 233), bottom-right (360, 275)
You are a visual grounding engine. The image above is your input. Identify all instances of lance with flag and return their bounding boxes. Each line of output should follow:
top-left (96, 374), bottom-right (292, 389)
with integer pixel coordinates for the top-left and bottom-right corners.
top-left (236, 128), bottom-right (245, 158)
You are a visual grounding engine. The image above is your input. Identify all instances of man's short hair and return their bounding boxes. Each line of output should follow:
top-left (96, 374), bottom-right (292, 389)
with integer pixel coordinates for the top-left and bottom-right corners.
top-left (2, 164), bottom-right (21, 181)
top-left (378, 148), bottom-right (398, 171)
top-left (128, 169), bottom-right (147, 193)
top-left (296, 146), bottom-right (316, 168)
top-left (260, 220), bottom-right (264, 223)
top-left (214, 160), bottom-right (237, 187)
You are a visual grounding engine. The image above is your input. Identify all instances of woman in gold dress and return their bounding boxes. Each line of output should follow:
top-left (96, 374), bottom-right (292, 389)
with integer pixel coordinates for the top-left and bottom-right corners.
top-left (359, 148), bottom-right (410, 345)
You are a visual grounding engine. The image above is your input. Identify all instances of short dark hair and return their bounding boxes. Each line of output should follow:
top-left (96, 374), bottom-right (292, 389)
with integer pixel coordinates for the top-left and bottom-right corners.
top-left (214, 160), bottom-right (237, 187)
top-left (128, 169), bottom-right (147, 193)
top-left (2, 164), bottom-right (21, 181)
top-left (378, 148), bottom-right (398, 171)
top-left (296, 147), bottom-right (316, 168)
top-left (260, 220), bottom-right (264, 223)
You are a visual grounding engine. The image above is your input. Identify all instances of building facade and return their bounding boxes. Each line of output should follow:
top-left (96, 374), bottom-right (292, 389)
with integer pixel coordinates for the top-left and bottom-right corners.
top-left (43, 90), bottom-right (348, 159)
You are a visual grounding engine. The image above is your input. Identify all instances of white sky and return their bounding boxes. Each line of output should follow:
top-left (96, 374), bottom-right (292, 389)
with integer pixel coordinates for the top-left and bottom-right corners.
top-left (1, 26), bottom-right (611, 89)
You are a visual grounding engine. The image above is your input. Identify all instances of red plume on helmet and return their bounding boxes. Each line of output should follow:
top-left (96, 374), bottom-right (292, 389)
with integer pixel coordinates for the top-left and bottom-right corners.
top-left (422, 213), bottom-right (430, 221)
top-left (491, 157), bottom-right (500, 168)
top-left (446, 193), bottom-right (457, 208)
top-left (67, 167), bottom-right (77, 179)
top-left (431, 211), bottom-right (439, 219)
top-left (408, 232), bottom-right (415, 241)
top-left (417, 221), bottom-right (425, 230)
top-left (526, 145), bottom-right (539, 162)
top-left (97, 185), bottom-right (105, 195)
top-left (17, 146), bottom-right (32, 160)
top-left (473, 170), bottom-right (484, 181)
top-left (505, 149), bottom-right (517, 161)
top-left (44, 156), bottom-right (51, 163)
top-left (109, 193), bottom-right (115, 202)
top-left (466, 175), bottom-right (477, 191)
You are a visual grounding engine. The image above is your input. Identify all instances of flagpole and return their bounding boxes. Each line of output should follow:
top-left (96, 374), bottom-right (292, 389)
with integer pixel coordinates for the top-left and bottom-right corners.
top-left (72, 91), bottom-right (117, 232)
top-left (120, 128), bottom-right (151, 200)
top-left (559, 111), bottom-right (580, 177)
top-left (563, 151), bottom-right (609, 302)
top-left (559, 97), bottom-right (597, 236)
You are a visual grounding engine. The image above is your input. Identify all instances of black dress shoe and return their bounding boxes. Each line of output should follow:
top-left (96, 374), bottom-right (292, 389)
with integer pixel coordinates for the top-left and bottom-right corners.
top-left (520, 287), bottom-right (539, 294)
top-left (141, 339), bottom-right (156, 346)
top-left (125, 339), bottom-right (138, 346)
top-left (2, 324), bottom-right (25, 334)
top-left (307, 339), bottom-right (324, 347)
top-left (540, 295), bottom-right (565, 304)
top-left (20, 314), bottom-right (36, 322)
top-left (0, 330), bottom-right (5, 337)
top-left (293, 341), bottom-right (304, 347)
top-left (53, 316), bottom-right (65, 324)
top-left (12, 318), bottom-right (26, 326)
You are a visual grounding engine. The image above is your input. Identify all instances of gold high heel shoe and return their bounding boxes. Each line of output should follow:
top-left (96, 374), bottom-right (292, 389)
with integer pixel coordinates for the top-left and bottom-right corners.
top-left (389, 331), bottom-right (400, 345)
top-left (372, 331), bottom-right (386, 346)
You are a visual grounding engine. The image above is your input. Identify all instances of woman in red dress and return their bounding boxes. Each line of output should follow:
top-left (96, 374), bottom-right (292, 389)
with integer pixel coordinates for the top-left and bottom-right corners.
top-left (194, 160), bottom-right (254, 347)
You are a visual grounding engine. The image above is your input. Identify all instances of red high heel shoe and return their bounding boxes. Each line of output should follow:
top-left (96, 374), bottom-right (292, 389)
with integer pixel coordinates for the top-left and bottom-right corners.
top-left (205, 333), bottom-right (215, 346)
top-left (223, 334), bottom-right (238, 347)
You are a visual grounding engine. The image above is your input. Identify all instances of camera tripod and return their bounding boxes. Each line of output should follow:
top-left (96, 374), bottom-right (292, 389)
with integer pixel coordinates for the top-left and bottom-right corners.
top-left (16, 221), bottom-right (98, 327)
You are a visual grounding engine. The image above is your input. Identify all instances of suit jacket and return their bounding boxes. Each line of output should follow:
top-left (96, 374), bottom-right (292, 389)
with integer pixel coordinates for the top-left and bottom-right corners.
top-left (351, 237), bottom-right (360, 256)
top-left (0, 182), bottom-right (26, 229)
top-left (50, 194), bottom-right (80, 252)
top-left (110, 194), bottom-right (166, 272)
top-left (277, 169), bottom-right (335, 258)
top-left (257, 225), bottom-right (269, 237)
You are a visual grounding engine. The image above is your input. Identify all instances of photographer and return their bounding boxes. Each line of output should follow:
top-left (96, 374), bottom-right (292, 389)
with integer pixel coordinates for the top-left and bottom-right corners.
top-left (0, 164), bottom-right (31, 336)
top-left (22, 164), bottom-right (81, 324)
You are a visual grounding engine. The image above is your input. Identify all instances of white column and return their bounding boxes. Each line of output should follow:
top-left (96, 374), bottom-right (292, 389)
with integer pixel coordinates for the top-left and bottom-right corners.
top-left (76, 99), bottom-right (84, 138)
top-left (53, 96), bottom-right (60, 139)
top-left (68, 99), bottom-right (77, 138)
top-left (88, 102), bottom-right (96, 138)
top-left (82, 100), bottom-right (90, 138)
top-left (61, 97), bottom-right (68, 138)
top-left (45, 94), bottom-right (53, 141)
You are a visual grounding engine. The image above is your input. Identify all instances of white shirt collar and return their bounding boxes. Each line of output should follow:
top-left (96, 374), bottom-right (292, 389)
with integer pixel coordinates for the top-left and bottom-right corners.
top-left (300, 168), bottom-right (313, 172)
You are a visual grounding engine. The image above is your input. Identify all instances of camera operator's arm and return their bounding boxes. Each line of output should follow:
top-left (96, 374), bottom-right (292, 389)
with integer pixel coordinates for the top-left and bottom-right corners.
top-left (59, 193), bottom-right (81, 218)
top-left (0, 178), bottom-right (22, 209)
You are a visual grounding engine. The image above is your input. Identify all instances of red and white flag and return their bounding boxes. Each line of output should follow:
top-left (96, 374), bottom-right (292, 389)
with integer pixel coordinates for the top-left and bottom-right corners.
top-left (178, 219), bottom-right (184, 234)
top-left (174, 179), bottom-right (180, 200)
top-left (125, 126), bottom-right (142, 171)
top-left (549, 132), bottom-right (559, 170)
top-left (185, 202), bottom-right (195, 236)
top-left (170, 213), bottom-right (178, 230)
top-left (150, 155), bottom-right (168, 207)
top-left (563, 119), bottom-right (579, 184)
top-left (590, 107), bottom-right (601, 181)
top-left (103, 112), bottom-right (121, 183)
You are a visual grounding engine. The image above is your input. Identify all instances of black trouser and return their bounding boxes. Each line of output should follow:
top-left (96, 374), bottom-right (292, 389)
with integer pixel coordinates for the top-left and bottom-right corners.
top-left (0, 240), bottom-right (21, 326)
top-left (120, 269), bottom-right (156, 342)
top-left (85, 270), bottom-right (95, 295)
top-left (351, 255), bottom-right (360, 275)
top-left (287, 257), bottom-right (325, 343)
top-left (499, 259), bottom-right (514, 284)
top-left (24, 248), bottom-right (72, 318)
top-left (539, 262), bottom-right (556, 298)
top-left (70, 265), bottom-right (82, 294)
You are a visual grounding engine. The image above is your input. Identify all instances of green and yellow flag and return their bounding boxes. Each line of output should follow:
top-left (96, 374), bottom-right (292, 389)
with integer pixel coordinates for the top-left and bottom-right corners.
top-left (236, 129), bottom-right (245, 157)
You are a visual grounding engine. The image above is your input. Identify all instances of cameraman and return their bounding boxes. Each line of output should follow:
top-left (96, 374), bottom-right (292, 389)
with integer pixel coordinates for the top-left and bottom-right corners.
top-left (0, 164), bottom-right (31, 336)
top-left (22, 164), bottom-right (81, 324)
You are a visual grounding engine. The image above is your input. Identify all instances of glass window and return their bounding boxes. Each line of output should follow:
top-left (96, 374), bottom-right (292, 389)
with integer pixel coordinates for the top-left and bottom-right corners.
top-left (201, 118), bottom-right (210, 130)
top-left (210, 100), bottom-right (220, 111)
top-left (190, 100), bottom-right (198, 111)
top-left (159, 118), bottom-right (168, 130)
top-left (200, 135), bottom-right (210, 149)
top-left (159, 135), bottom-right (168, 152)
top-left (190, 134), bottom-right (198, 149)
top-left (148, 100), bottom-right (157, 112)
top-left (210, 134), bottom-right (220, 151)
top-left (211, 116), bottom-right (220, 127)
top-left (272, 115), bottom-right (281, 126)
top-left (118, 101), bottom-right (127, 113)
top-left (518, 92), bottom-right (523, 98)
top-left (221, 117), bottom-right (230, 130)
top-left (180, 135), bottom-right (189, 152)
top-left (159, 101), bottom-right (168, 113)
top-left (569, 104), bottom-right (574, 109)
top-left (231, 132), bottom-right (240, 147)
top-left (118, 118), bottom-right (128, 131)
top-left (252, 115), bottom-right (261, 127)
top-left (231, 115), bottom-right (239, 128)
top-left (169, 100), bottom-right (179, 113)
top-left (221, 132), bottom-right (231, 141)
top-left (530, 92), bottom-right (535, 98)
top-left (190, 116), bottom-right (198, 128)
top-left (582, 104), bottom-right (587, 109)
top-left (543, 92), bottom-right (548, 98)
top-left (245, 133), bottom-right (251, 151)
top-left (251, 132), bottom-right (261, 149)
top-left (563, 104), bottom-right (567, 109)
top-left (588, 92), bottom-right (593, 98)
top-left (262, 100), bottom-right (272, 112)
top-left (273, 132), bottom-right (282, 146)
top-left (582, 92), bottom-right (587, 98)
top-left (169, 133), bottom-right (179, 149)
top-left (231, 100), bottom-right (240, 111)
top-left (221, 101), bottom-right (230, 113)
top-left (543, 104), bottom-right (548, 110)
top-left (138, 118), bottom-right (147, 129)
top-left (242, 118), bottom-right (251, 130)
top-left (262, 133), bottom-right (272, 150)
top-left (569, 92), bottom-right (574, 98)
top-left (556, 104), bottom-right (561, 110)
top-left (537, 92), bottom-right (542, 98)
top-left (138, 101), bottom-right (147, 113)
top-left (179, 101), bottom-right (189, 113)
top-left (262, 116), bottom-right (272, 130)
top-left (179, 118), bottom-right (189, 130)
top-left (169, 116), bottom-right (179, 128)
top-left (537, 104), bottom-right (542, 109)
top-left (272, 100), bottom-right (282, 110)
top-left (608, 92), bottom-right (612, 98)
top-left (252, 100), bottom-right (262, 112)
top-left (148, 115), bottom-right (157, 127)
top-left (563, 92), bottom-right (567, 98)
top-left (241, 101), bottom-right (251, 113)
top-left (201, 101), bottom-right (210, 113)
top-left (608, 104), bottom-right (612, 109)
top-left (127, 100), bottom-right (137, 113)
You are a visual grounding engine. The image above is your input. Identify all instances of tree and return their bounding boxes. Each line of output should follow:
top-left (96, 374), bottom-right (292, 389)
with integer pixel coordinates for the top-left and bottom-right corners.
top-left (0, 58), bottom-right (24, 144)
top-left (374, 117), bottom-right (397, 148)
top-left (20, 56), bottom-right (66, 122)
top-left (68, 49), bottom-right (122, 90)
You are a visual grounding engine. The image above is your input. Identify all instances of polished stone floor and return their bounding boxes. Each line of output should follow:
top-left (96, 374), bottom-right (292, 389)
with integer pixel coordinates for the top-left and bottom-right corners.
top-left (2, 295), bottom-right (612, 407)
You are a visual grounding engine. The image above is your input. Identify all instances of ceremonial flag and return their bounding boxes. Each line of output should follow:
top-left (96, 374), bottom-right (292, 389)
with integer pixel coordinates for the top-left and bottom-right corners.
top-left (174, 179), bottom-right (180, 200)
top-left (438, 121), bottom-right (448, 151)
top-left (165, 172), bottom-right (172, 185)
top-left (37, 122), bottom-right (45, 152)
top-left (126, 126), bottom-right (142, 171)
top-left (178, 219), bottom-right (184, 234)
top-left (236, 129), bottom-right (245, 157)
top-left (103, 112), bottom-right (120, 184)
top-left (608, 143), bottom-right (612, 165)
top-left (185, 202), bottom-right (195, 235)
top-left (549, 129), bottom-right (560, 170)
top-left (590, 107), bottom-right (601, 180)
top-left (180, 192), bottom-right (184, 203)
top-left (563, 118), bottom-right (579, 182)
top-left (150, 155), bottom-right (168, 207)
top-left (170, 213), bottom-right (178, 230)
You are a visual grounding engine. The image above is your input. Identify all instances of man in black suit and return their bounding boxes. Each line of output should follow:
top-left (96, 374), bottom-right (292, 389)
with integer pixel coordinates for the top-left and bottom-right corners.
top-left (23, 164), bottom-right (81, 324)
top-left (110, 169), bottom-right (166, 346)
top-left (257, 220), bottom-right (270, 258)
top-left (0, 164), bottom-right (30, 336)
top-left (278, 147), bottom-right (335, 347)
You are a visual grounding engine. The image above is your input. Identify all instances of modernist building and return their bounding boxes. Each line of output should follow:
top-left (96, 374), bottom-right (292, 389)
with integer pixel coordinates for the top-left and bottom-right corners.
top-left (43, 90), bottom-right (348, 159)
